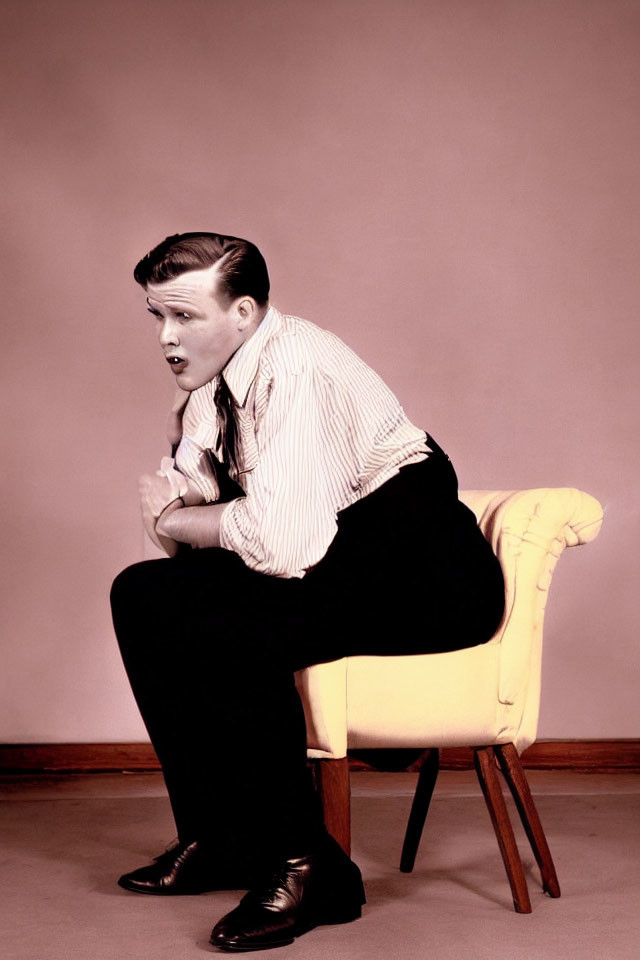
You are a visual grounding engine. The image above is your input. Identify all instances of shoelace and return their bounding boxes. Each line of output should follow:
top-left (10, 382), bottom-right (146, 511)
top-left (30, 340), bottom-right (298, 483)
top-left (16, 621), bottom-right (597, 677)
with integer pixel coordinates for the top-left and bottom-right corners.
top-left (242, 858), bottom-right (309, 910)
top-left (153, 838), bottom-right (184, 863)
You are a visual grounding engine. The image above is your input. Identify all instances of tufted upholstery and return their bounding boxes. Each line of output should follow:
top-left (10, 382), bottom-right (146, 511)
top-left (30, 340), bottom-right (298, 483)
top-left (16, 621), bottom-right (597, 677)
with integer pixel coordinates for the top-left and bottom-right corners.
top-left (296, 488), bottom-right (604, 759)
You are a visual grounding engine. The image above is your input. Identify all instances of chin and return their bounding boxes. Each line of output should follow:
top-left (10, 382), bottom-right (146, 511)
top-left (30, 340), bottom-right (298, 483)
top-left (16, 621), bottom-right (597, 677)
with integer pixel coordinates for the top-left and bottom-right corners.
top-left (174, 365), bottom-right (222, 392)
top-left (174, 372), bottom-right (202, 391)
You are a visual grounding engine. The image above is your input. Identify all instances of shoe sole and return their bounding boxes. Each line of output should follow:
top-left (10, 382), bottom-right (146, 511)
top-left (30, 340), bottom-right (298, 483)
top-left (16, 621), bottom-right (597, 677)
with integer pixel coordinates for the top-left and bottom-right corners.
top-left (118, 882), bottom-right (209, 895)
top-left (117, 877), bottom-right (244, 895)
top-left (211, 898), bottom-right (365, 951)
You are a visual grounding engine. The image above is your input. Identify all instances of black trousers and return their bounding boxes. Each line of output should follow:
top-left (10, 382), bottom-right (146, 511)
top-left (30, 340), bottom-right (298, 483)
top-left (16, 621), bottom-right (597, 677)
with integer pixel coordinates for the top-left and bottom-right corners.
top-left (110, 445), bottom-right (504, 872)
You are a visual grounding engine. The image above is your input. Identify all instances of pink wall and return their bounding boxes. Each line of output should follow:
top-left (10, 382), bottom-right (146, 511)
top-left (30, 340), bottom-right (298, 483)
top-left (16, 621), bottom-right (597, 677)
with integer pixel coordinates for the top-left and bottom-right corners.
top-left (1, 0), bottom-right (638, 741)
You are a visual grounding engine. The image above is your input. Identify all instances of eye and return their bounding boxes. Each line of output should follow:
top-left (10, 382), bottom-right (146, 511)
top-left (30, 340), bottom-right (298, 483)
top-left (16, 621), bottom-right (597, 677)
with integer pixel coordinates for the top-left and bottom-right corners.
top-left (175, 312), bottom-right (192, 321)
top-left (147, 307), bottom-right (162, 320)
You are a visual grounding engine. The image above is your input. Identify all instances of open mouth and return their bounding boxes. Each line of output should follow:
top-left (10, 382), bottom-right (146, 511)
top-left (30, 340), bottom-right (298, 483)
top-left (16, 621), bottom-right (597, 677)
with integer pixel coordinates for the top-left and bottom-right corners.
top-left (166, 356), bottom-right (187, 372)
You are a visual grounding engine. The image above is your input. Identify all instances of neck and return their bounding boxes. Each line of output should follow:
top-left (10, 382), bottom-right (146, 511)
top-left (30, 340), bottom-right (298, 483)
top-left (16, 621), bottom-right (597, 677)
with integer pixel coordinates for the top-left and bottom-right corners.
top-left (255, 302), bottom-right (270, 325)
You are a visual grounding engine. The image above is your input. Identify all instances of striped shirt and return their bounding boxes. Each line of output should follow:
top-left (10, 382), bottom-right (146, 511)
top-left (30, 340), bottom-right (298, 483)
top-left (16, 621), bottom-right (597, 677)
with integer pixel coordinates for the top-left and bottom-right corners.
top-left (175, 307), bottom-right (430, 578)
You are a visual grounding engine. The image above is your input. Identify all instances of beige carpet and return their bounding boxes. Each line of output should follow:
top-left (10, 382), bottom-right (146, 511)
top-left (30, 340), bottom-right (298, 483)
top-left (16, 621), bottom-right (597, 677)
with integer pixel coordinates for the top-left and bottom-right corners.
top-left (1, 770), bottom-right (639, 960)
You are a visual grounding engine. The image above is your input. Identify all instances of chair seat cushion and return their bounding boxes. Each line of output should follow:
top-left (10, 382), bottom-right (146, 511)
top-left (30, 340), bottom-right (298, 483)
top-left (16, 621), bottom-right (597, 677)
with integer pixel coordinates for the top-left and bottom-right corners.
top-left (345, 643), bottom-right (507, 749)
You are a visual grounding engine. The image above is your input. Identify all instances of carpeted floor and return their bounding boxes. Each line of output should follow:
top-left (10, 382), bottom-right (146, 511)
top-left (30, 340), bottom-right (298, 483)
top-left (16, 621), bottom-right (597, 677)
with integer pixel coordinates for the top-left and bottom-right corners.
top-left (1, 770), bottom-right (639, 960)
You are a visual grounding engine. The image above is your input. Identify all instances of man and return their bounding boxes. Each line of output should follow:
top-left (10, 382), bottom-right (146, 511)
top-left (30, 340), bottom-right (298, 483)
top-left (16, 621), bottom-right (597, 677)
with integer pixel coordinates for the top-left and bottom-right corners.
top-left (111, 232), bottom-right (504, 951)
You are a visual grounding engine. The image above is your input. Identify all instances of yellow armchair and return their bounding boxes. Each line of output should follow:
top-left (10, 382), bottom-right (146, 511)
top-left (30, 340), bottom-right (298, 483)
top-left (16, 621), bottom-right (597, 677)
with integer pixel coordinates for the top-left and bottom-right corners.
top-left (295, 487), bottom-right (603, 912)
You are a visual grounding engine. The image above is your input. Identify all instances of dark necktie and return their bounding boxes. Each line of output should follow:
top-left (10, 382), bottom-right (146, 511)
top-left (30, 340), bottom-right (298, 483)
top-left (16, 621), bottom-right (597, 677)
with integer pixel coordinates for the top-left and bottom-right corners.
top-left (214, 376), bottom-right (238, 475)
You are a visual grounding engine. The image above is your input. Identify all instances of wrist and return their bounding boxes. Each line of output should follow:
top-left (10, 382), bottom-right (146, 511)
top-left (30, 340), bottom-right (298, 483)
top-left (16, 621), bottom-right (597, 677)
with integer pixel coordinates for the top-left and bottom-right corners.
top-left (156, 498), bottom-right (183, 536)
top-left (181, 481), bottom-right (205, 507)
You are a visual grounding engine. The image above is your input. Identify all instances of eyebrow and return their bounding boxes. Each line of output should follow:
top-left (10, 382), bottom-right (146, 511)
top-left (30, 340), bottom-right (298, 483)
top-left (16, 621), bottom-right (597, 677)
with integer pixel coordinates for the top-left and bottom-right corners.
top-left (146, 296), bottom-right (197, 312)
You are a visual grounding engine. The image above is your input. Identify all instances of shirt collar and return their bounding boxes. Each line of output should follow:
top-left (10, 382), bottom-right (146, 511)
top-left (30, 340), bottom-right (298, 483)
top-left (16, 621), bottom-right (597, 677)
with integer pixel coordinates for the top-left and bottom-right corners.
top-left (222, 306), bottom-right (281, 407)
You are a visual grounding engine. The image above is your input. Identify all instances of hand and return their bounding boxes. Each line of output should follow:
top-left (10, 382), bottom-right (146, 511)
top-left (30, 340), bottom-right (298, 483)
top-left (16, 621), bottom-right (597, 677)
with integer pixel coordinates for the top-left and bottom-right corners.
top-left (139, 472), bottom-right (181, 520)
top-left (139, 473), bottom-right (178, 554)
top-left (153, 498), bottom-right (184, 557)
top-left (140, 479), bottom-right (185, 557)
top-left (167, 385), bottom-right (190, 446)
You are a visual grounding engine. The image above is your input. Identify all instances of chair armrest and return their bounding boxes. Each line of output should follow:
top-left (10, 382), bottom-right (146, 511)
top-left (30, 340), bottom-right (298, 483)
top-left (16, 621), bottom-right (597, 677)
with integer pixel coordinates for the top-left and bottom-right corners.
top-left (461, 488), bottom-right (603, 709)
top-left (461, 488), bottom-right (603, 556)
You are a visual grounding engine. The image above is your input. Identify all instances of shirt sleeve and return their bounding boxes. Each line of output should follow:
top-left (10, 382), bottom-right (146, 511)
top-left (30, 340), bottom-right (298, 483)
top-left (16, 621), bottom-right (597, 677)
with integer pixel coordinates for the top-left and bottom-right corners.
top-left (218, 364), bottom-right (340, 578)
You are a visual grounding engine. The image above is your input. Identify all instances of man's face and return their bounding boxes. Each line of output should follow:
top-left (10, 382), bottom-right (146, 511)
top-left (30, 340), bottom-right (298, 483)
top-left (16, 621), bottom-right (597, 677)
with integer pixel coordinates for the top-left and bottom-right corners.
top-left (145, 263), bottom-right (249, 391)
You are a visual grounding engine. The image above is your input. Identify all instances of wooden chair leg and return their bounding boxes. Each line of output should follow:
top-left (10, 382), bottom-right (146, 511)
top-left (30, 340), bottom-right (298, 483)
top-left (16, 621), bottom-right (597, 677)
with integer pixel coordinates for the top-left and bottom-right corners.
top-left (493, 743), bottom-right (561, 898)
top-left (473, 746), bottom-right (532, 913)
top-left (312, 757), bottom-right (351, 856)
top-left (400, 748), bottom-right (440, 872)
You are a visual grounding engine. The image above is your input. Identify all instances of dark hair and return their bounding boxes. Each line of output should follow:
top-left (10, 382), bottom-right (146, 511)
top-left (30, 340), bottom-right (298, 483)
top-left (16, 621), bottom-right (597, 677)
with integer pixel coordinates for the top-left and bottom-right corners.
top-left (133, 232), bottom-right (270, 306)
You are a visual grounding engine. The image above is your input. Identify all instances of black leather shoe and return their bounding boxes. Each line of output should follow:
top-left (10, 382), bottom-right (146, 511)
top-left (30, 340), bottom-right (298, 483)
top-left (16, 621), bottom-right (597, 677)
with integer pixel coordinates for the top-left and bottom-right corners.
top-left (210, 837), bottom-right (366, 951)
top-left (118, 840), bottom-right (247, 895)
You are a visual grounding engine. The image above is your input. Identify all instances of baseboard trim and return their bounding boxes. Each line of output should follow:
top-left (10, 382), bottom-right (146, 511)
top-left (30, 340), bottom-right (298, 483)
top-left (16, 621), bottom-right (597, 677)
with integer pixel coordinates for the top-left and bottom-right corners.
top-left (0, 740), bottom-right (638, 775)
top-left (440, 739), bottom-right (640, 772)
top-left (0, 742), bottom-right (160, 773)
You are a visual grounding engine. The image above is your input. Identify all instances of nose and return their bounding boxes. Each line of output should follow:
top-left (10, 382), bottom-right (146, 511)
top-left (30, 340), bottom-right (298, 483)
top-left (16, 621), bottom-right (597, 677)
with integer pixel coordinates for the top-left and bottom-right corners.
top-left (158, 317), bottom-right (179, 348)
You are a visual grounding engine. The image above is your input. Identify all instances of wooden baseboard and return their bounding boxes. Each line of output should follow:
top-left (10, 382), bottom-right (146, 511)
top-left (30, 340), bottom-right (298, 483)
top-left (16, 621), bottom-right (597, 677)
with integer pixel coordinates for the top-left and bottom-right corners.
top-left (0, 740), bottom-right (638, 775)
top-left (0, 743), bottom-right (160, 774)
top-left (444, 740), bottom-right (640, 772)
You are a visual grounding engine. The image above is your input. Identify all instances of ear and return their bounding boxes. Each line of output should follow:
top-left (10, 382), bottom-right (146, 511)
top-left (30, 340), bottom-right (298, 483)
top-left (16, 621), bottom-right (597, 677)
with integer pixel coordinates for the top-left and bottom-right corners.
top-left (236, 296), bottom-right (259, 331)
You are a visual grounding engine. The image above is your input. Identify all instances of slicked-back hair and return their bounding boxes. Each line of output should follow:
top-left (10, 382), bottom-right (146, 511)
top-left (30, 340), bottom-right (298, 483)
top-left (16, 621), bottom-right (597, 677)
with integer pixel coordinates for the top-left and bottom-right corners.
top-left (133, 232), bottom-right (270, 306)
